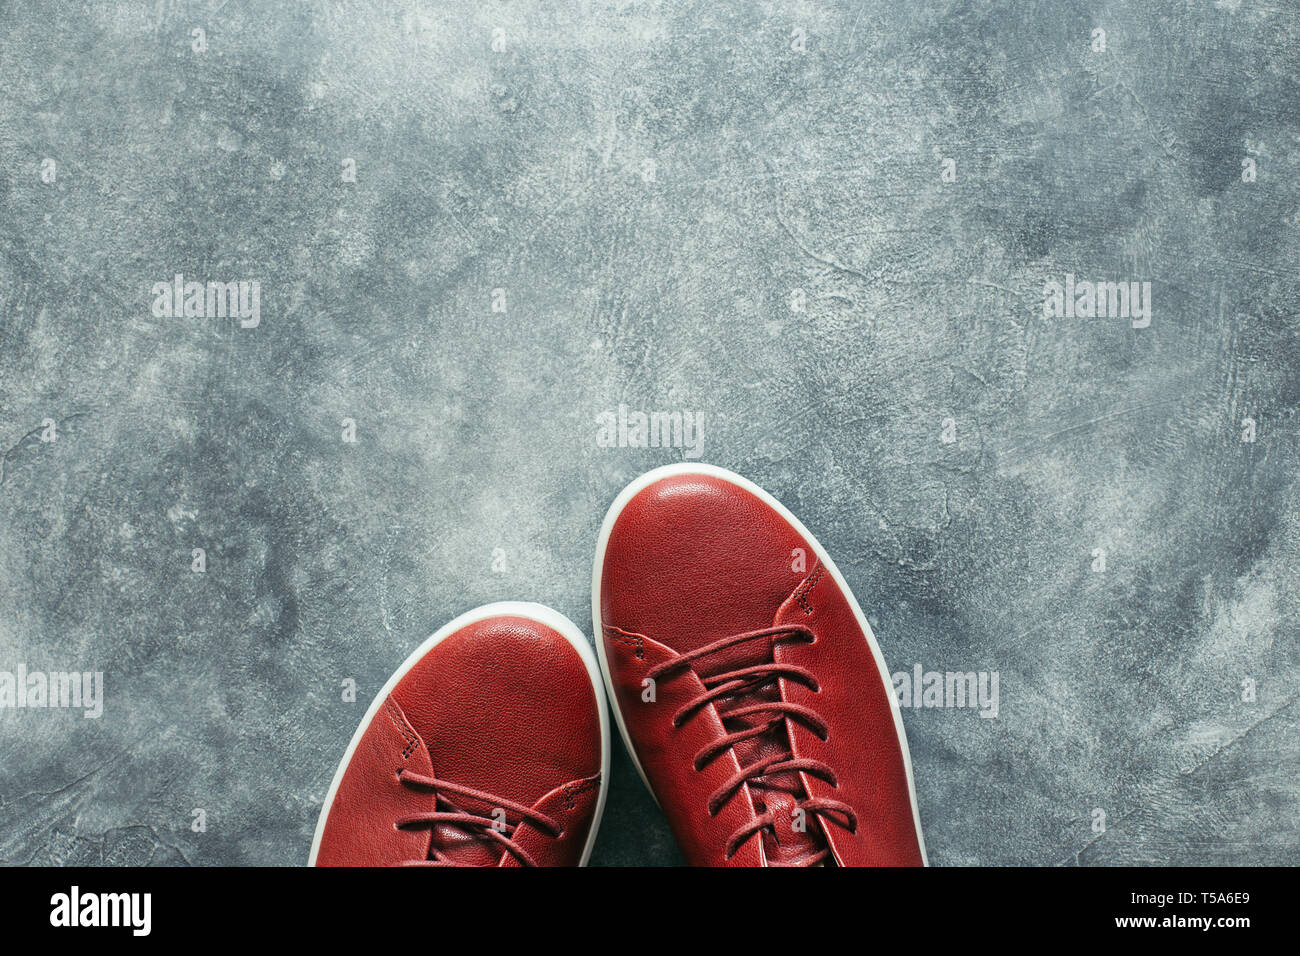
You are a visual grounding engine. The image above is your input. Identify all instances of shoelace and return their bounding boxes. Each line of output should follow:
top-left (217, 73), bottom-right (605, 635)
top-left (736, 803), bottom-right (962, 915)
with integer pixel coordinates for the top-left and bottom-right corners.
top-left (393, 769), bottom-right (562, 867)
top-left (645, 624), bottom-right (858, 864)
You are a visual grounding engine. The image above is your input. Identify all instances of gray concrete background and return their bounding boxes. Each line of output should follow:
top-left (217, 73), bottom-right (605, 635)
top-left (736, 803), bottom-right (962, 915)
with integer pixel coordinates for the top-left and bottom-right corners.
top-left (1, 0), bottom-right (1297, 866)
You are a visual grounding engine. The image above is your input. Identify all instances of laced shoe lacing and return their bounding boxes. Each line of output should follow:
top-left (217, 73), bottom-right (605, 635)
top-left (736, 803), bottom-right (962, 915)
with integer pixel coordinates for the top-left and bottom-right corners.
top-left (393, 770), bottom-right (562, 867)
top-left (645, 624), bottom-right (858, 864)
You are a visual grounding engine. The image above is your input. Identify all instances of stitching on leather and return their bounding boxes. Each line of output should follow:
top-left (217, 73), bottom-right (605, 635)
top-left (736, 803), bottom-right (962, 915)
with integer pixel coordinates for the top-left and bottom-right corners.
top-left (386, 699), bottom-right (418, 759)
top-left (563, 776), bottom-right (601, 810)
top-left (603, 624), bottom-right (645, 660)
top-left (385, 697), bottom-right (419, 760)
top-left (794, 564), bottom-right (826, 615)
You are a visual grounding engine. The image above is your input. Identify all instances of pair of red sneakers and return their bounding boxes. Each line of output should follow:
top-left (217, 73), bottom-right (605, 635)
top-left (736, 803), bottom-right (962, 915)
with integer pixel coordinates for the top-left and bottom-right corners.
top-left (310, 465), bottom-right (927, 867)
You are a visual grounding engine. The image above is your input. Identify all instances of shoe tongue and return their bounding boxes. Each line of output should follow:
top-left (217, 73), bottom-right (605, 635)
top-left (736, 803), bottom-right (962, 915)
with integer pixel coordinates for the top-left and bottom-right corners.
top-left (757, 785), bottom-right (825, 865)
top-left (425, 792), bottom-right (508, 866)
top-left (701, 637), bottom-right (827, 866)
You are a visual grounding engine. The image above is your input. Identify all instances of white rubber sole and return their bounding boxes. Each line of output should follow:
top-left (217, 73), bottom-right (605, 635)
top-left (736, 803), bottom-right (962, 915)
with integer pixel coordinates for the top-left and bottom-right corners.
top-left (590, 463), bottom-right (928, 866)
top-left (307, 601), bottom-right (612, 867)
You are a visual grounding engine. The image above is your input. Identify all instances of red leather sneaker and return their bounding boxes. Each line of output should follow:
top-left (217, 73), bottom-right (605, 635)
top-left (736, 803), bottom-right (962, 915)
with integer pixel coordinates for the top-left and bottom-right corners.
top-left (593, 465), bottom-right (927, 867)
top-left (309, 602), bottom-right (610, 866)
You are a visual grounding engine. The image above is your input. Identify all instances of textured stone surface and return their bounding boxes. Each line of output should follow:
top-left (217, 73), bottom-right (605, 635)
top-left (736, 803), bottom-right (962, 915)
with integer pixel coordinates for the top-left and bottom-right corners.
top-left (1, 0), bottom-right (1297, 866)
